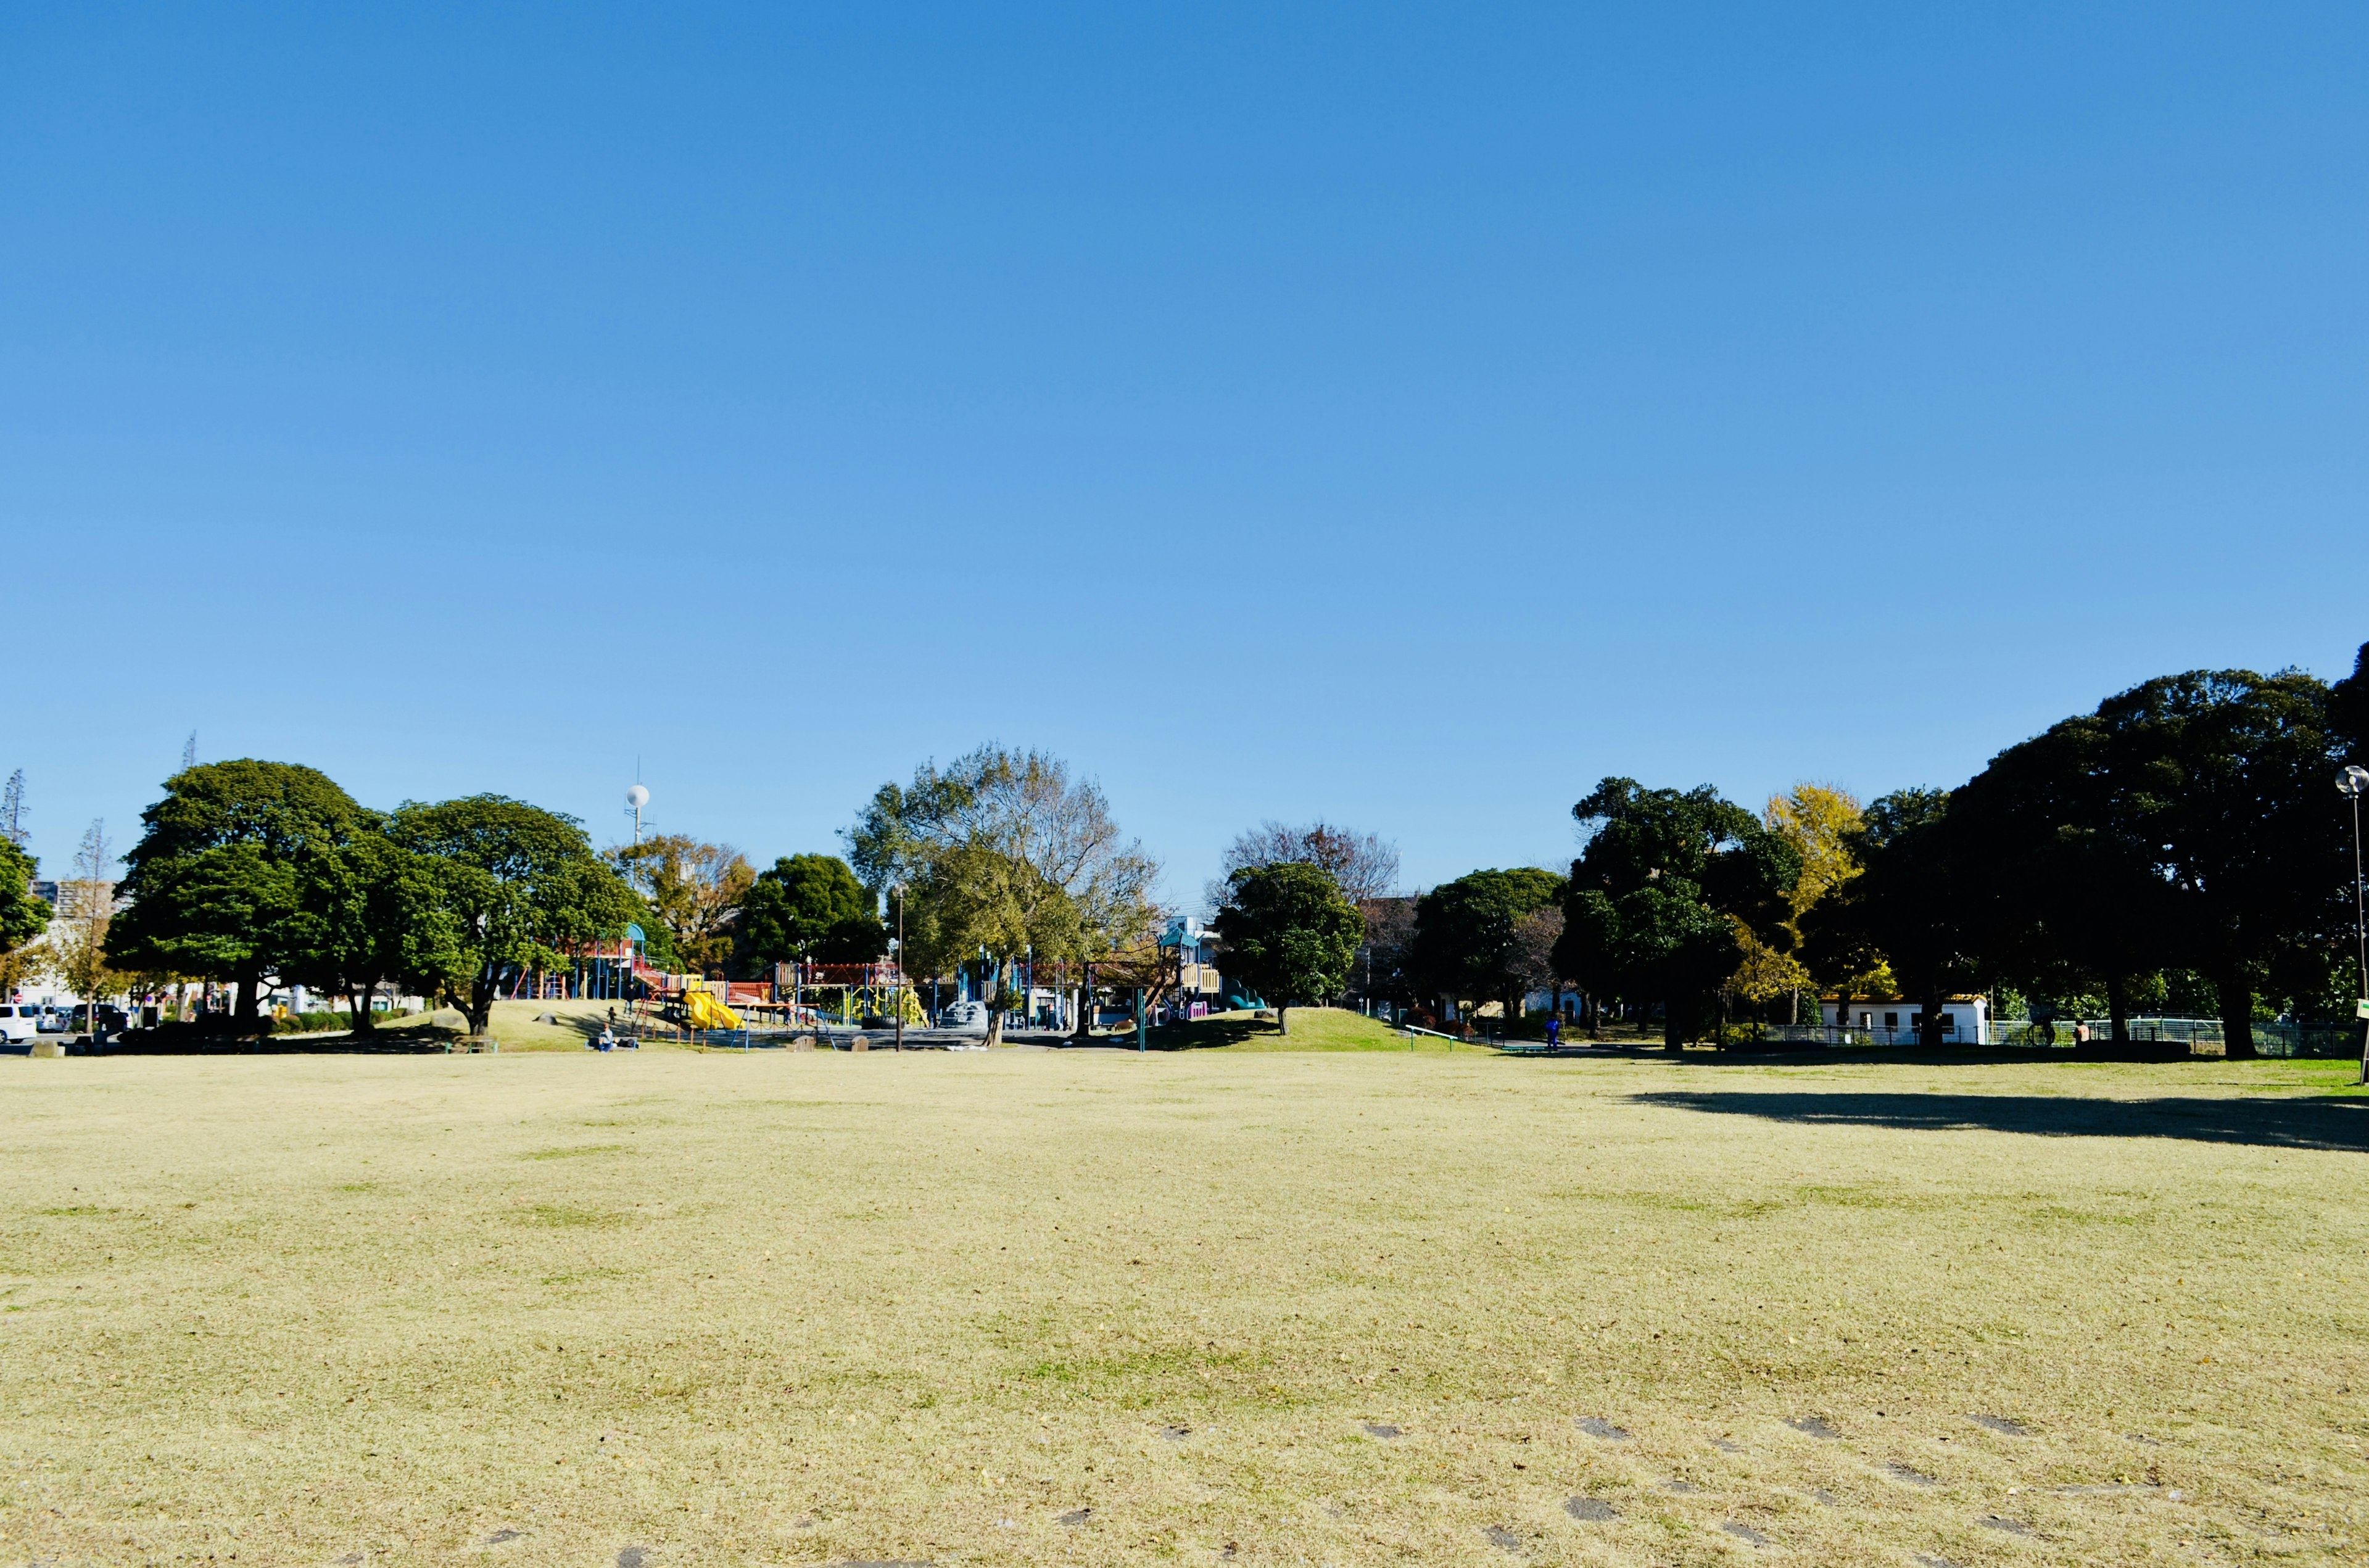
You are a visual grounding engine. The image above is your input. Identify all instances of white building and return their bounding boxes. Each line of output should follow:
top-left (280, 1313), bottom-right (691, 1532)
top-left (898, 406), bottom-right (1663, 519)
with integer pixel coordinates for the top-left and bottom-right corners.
top-left (1821, 995), bottom-right (1989, 1045)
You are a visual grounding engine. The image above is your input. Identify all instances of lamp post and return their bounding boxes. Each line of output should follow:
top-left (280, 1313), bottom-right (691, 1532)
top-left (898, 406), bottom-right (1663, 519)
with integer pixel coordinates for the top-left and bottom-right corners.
top-left (2340, 767), bottom-right (2369, 1083)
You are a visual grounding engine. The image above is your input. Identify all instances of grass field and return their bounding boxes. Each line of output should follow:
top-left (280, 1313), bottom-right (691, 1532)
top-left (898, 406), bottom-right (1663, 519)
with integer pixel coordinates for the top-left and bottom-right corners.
top-left (3, 1048), bottom-right (2365, 1567)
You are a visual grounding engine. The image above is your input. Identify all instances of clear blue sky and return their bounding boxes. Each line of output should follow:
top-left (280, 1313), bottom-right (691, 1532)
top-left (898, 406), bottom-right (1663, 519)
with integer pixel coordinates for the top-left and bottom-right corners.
top-left (5, 3), bottom-right (2364, 904)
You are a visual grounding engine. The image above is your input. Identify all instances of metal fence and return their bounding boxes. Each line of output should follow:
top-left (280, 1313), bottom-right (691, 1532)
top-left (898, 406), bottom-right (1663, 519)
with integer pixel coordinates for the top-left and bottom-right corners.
top-left (1742, 1017), bottom-right (2362, 1058)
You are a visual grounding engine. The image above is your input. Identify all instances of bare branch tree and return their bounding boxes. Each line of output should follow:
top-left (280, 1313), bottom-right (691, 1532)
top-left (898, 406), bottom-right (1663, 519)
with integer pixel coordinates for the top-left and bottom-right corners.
top-left (1209, 820), bottom-right (1400, 908)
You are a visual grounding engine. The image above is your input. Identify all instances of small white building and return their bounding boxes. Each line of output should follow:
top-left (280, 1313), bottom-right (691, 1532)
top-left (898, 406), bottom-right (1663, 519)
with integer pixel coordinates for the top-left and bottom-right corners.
top-left (1821, 995), bottom-right (1989, 1045)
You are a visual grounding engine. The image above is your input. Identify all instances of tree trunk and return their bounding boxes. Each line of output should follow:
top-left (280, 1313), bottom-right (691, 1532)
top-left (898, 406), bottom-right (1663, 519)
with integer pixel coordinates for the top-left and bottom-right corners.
top-left (1275, 1004), bottom-right (1289, 1036)
top-left (1663, 1000), bottom-right (1684, 1052)
top-left (234, 967), bottom-right (262, 1026)
top-left (2217, 968), bottom-right (2255, 1059)
top-left (467, 972), bottom-right (497, 1036)
top-left (2107, 973), bottom-right (2130, 1044)
top-left (353, 982), bottom-right (377, 1033)
top-left (985, 1009), bottom-right (1004, 1048)
top-left (1072, 977), bottom-right (1092, 1042)
top-left (1920, 982), bottom-right (1946, 1048)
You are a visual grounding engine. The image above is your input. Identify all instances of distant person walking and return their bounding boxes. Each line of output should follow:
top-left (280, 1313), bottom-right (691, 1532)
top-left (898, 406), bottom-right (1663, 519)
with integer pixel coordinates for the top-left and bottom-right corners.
top-left (1545, 1015), bottom-right (1561, 1047)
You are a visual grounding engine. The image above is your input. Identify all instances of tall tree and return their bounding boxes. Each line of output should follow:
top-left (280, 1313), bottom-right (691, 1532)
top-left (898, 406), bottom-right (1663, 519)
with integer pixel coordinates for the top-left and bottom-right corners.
top-left (0, 837), bottom-right (47, 967)
top-left (1209, 862), bottom-right (1364, 1036)
top-left (1408, 867), bottom-right (1567, 1025)
top-left (109, 761), bottom-right (367, 1023)
top-left (735, 854), bottom-right (887, 972)
top-left (607, 835), bottom-right (753, 976)
top-left (1803, 789), bottom-right (1979, 1048)
top-left (2091, 670), bottom-right (2346, 1055)
top-left (1210, 822), bottom-right (1400, 908)
top-left (391, 795), bottom-right (637, 1038)
top-left (1944, 714), bottom-right (2165, 1041)
top-left (1762, 784), bottom-right (1884, 1024)
top-left (850, 747), bottom-right (1157, 1044)
top-left (1553, 778), bottom-right (1801, 1049)
top-left (291, 826), bottom-right (466, 1030)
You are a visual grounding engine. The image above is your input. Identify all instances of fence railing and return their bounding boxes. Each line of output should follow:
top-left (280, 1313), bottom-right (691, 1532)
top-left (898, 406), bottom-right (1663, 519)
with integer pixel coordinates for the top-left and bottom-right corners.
top-left (1737, 1017), bottom-right (2363, 1058)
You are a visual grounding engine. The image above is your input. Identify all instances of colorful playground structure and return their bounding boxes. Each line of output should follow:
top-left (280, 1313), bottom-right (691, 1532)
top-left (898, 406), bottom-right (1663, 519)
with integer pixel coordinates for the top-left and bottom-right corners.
top-left (492, 930), bottom-right (923, 1036)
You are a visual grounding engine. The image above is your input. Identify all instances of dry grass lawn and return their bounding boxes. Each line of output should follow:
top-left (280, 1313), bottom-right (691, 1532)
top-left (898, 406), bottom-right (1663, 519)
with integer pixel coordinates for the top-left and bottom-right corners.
top-left (2, 1047), bottom-right (2365, 1567)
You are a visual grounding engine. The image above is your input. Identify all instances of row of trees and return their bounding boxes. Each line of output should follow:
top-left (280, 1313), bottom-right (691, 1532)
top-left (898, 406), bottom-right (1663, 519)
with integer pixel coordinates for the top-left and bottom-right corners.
top-left (1369, 656), bottom-right (2369, 1055)
top-left (88, 761), bottom-right (639, 1037)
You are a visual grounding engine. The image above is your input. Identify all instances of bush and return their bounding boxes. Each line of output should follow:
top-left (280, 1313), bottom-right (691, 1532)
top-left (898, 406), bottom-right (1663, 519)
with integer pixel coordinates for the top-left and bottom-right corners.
top-left (272, 1009), bottom-right (352, 1034)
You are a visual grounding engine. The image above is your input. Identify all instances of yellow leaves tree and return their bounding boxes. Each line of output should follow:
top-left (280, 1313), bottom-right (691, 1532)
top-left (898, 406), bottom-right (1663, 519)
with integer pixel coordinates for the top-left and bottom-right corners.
top-left (1760, 783), bottom-right (1892, 1015)
top-left (606, 835), bottom-right (754, 976)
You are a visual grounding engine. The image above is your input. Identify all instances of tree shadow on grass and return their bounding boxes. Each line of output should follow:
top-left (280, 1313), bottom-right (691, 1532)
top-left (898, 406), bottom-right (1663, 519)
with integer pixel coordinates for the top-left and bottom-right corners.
top-left (1632, 1091), bottom-right (2369, 1153)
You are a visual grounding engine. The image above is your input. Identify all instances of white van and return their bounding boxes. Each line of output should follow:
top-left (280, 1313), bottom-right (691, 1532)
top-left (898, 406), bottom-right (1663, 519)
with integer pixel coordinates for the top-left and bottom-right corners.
top-left (0, 1005), bottom-right (39, 1043)
top-left (936, 1000), bottom-right (991, 1035)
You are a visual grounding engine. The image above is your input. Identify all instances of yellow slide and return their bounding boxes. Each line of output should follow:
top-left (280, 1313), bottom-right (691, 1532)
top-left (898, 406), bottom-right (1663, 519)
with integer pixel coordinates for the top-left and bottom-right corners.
top-left (682, 989), bottom-right (743, 1030)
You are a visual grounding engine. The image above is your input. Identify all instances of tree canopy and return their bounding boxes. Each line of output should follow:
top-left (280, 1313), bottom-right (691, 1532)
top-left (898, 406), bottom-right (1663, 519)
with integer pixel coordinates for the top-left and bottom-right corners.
top-left (1553, 778), bottom-right (1801, 1048)
top-left (390, 795), bottom-right (637, 1036)
top-left (1210, 861), bottom-right (1364, 1035)
top-left (850, 746), bottom-right (1158, 1043)
top-left (735, 853), bottom-right (885, 971)
top-left (108, 761), bottom-right (368, 1021)
top-left (1408, 867), bottom-right (1567, 1023)
top-left (0, 838), bottom-right (47, 959)
top-left (1210, 821), bottom-right (1400, 907)
top-left (607, 835), bottom-right (753, 976)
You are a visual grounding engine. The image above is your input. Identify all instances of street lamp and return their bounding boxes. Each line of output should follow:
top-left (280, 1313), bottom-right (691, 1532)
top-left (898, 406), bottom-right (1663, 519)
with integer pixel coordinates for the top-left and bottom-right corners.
top-left (2338, 765), bottom-right (2369, 1084)
top-left (893, 883), bottom-right (906, 1052)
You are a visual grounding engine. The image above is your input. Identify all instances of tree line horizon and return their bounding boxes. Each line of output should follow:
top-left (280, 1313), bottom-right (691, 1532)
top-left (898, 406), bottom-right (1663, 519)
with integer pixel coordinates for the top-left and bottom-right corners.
top-left (2, 646), bottom-right (2364, 1052)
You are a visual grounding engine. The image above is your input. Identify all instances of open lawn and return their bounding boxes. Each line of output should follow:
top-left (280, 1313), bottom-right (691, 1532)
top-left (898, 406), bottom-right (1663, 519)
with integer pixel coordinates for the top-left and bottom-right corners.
top-left (2, 1050), bottom-right (2365, 1567)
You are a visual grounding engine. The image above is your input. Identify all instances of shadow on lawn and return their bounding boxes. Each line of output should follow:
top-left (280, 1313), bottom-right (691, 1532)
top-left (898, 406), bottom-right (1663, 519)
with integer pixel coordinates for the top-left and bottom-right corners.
top-left (1634, 1090), bottom-right (2369, 1153)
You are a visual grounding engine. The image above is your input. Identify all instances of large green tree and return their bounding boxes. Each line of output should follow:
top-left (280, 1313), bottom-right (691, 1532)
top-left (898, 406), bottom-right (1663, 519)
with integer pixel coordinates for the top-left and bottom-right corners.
top-left (290, 827), bottom-right (466, 1031)
top-left (1802, 789), bottom-right (1982, 1049)
top-left (734, 853), bottom-right (886, 972)
top-left (2086, 669), bottom-right (2347, 1055)
top-left (850, 747), bottom-right (1157, 1044)
top-left (389, 795), bottom-right (637, 1037)
top-left (1209, 862), bottom-right (1363, 1036)
top-left (1553, 778), bottom-right (1801, 1049)
top-left (108, 761), bottom-right (367, 1023)
top-left (1408, 867), bottom-right (1567, 1025)
top-left (0, 839), bottom-right (48, 962)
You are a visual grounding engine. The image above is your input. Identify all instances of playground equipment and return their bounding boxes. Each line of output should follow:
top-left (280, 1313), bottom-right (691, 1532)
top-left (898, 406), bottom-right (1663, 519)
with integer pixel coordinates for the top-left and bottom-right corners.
top-left (683, 988), bottom-right (743, 1030)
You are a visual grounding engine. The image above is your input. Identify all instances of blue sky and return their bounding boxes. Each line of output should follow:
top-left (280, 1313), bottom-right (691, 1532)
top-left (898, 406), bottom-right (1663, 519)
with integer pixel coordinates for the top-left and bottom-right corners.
top-left (4, 3), bottom-right (2364, 904)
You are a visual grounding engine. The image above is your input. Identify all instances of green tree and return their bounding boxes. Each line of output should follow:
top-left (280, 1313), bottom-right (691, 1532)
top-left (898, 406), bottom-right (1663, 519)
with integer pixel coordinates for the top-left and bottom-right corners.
top-left (1553, 778), bottom-right (1801, 1049)
top-left (2090, 670), bottom-right (2344, 1054)
top-left (1408, 867), bottom-right (1567, 1025)
top-left (108, 761), bottom-right (367, 1024)
top-left (1803, 789), bottom-right (1980, 1049)
top-left (1210, 862), bottom-right (1364, 1036)
top-left (291, 827), bottom-right (466, 1031)
top-left (607, 835), bottom-right (753, 976)
top-left (0, 838), bottom-right (48, 965)
top-left (390, 795), bottom-right (637, 1038)
top-left (735, 853), bottom-right (886, 972)
top-left (850, 747), bottom-right (1157, 1044)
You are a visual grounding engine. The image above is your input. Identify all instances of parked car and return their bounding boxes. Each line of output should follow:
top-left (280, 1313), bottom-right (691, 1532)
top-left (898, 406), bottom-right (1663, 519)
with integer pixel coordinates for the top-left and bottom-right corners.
top-left (33, 1004), bottom-right (67, 1033)
top-left (68, 1005), bottom-right (128, 1034)
top-left (936, 1000), bottom-right (990, 1035)
top-left (0, 1005), bottom-right (39, 1043)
